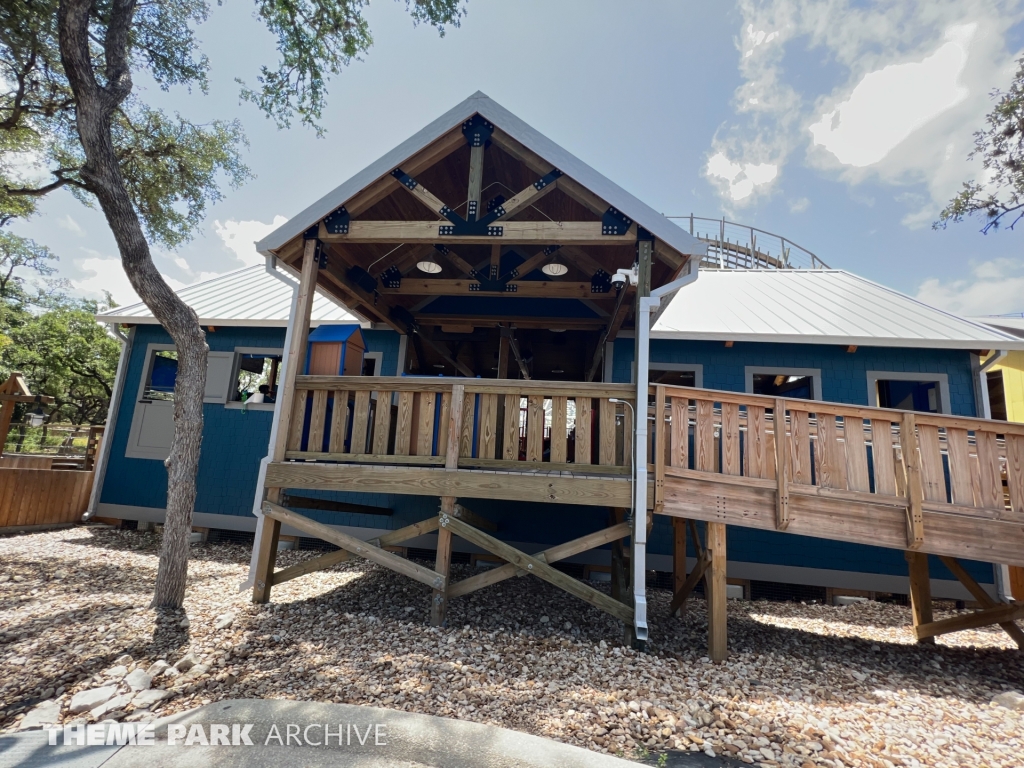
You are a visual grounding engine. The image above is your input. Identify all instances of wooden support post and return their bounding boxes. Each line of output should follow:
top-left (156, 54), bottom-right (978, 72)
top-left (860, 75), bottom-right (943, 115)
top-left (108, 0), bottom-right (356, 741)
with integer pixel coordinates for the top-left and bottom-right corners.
top-left (0, 400), bottom-right (14, 457)
top-left (610, 507), bottom-right (628, 604)
top-left (432, 496), bottom-right (456, 626)
top-left (253, 239), bottom-right (319, 604)
top-left (467, 145), bottom-right (484, 220)
top-left (706, 522), bottom-right (728, 662)
top-left (906, 550), bottom-right (935, 645)
top-left (774, 398), bottom-right (790, 530)
top-left (489, 244), bottom-right (501, 280)
top-left (672, 518), bottom-right (686, 615)
top-left (654, 385), bottom-right (666, 514)
top-left (496, 327), bottom-right (510, 380)
top-left (899, 413), bottom-right (925, 549)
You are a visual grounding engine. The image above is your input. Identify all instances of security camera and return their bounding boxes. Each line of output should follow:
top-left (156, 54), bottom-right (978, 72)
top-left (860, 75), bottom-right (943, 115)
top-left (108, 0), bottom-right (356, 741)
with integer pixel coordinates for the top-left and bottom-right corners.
top-left (610, 270), bottom-right (631, 289)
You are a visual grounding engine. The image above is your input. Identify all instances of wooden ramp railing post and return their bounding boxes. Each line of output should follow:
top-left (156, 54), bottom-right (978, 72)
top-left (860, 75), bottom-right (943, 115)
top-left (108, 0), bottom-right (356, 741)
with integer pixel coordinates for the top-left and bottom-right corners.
top-left (706, 522), bottom-right (728, 662)
top-left (432, 496), bottom-right (455, 626)
top-left (906, 550), bottom-right (934, 645)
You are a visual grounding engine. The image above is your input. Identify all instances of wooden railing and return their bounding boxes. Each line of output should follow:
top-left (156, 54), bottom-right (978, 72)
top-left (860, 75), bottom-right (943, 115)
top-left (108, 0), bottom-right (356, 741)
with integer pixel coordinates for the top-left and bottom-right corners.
top-left (285, 376), bottom-right (636, 475)
top-left (650, 385), bottom-right (1024, 547)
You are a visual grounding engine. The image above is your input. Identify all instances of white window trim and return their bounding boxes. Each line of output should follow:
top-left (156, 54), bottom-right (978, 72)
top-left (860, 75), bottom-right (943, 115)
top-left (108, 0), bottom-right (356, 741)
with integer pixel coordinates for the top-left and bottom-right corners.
top-left (126, 343), bottom-right (176, 460)
top-left (229, 347), bottom-right (284, 408)
top-left (745, 366), bottom-right (822, 400)
top-left (363, 351), bottom-right (383, 376)
top-left (866, 370), bottom-right (951, 414)
top-left (648, 362), bottom-right (703, 388)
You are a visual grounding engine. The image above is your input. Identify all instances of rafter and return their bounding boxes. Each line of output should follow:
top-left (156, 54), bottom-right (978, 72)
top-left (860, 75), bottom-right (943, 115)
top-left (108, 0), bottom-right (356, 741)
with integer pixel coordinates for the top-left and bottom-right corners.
top-left (319, 220), bottom-right (636, 246)
top-left (414, 315), bottom-right (605, 330)
top-left (380, 278), bottom-right (612, 299)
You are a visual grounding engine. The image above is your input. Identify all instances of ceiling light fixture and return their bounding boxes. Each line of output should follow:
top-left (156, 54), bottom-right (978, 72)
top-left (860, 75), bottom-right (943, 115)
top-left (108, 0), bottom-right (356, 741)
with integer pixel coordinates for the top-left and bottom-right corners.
top-left (541, 261), bottom-right (568, 277)
top-left (417, 259), bottom-right (442, 274)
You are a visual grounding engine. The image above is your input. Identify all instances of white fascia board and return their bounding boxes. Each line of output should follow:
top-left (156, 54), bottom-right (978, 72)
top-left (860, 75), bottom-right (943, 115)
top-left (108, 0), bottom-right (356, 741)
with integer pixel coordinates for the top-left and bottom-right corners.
top-left (257, 92), bottom-right (705, 259)
top-left (647, 330), bottom-right (1024, 350)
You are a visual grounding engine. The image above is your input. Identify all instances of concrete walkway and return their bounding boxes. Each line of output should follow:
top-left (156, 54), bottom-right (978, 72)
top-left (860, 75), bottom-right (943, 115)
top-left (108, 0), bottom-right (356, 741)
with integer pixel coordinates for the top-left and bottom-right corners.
top-left (0, 699), bottom-right (644, 768)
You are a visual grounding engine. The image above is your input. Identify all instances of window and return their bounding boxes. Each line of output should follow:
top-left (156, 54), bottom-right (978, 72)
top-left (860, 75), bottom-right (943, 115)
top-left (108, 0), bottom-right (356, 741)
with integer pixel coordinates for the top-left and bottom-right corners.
top-left (987, 370), bottom-right (1008, 421)
top-left (866, 371), bottom-right (950, 414)
top-left (362, 352), bottom-right (383, 376)
top-left (143, 350), bottom-right (178, 400)
top-left (232, 351), bottom-right (282, 405)
top-left (649, 363), bottom-right (703, 388)
top-left (745, 367), bottom-right (820, 400)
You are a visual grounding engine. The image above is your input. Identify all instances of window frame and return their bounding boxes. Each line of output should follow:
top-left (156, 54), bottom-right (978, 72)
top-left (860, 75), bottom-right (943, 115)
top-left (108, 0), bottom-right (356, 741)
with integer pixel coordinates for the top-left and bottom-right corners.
top-left (362, 351), bottom-right (383, 377)
top-left (648, 362), bottom-right (704, 388)
top-left (866, 370), bottom-right (951, 414)
top-left (744, 366), bottom-right (822, 400)
top-left (225, 346), bottom-right (285, 412)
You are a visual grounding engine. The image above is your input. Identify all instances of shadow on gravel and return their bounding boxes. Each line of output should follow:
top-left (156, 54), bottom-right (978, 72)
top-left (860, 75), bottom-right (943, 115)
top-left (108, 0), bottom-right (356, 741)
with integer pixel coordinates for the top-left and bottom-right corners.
top-left (639, 751), bottom-right (747, 767)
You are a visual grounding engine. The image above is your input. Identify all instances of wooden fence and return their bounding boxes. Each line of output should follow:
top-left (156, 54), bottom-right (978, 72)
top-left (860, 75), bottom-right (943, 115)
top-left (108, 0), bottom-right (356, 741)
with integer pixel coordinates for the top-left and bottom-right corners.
top-left (286, 376), bottom-right (636, 474)
top-left (0, 467), bottom-right (95, 530)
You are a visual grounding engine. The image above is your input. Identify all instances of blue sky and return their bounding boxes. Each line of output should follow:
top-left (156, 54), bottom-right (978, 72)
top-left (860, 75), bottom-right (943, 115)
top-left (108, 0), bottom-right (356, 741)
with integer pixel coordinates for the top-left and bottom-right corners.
top-left (10, 0), bottom-right (1024, 317)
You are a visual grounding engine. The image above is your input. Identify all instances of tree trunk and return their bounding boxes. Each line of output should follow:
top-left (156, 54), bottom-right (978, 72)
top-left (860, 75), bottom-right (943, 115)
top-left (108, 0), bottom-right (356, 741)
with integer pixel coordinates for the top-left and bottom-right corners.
top-left (58, 0), bottom-right (207, 608)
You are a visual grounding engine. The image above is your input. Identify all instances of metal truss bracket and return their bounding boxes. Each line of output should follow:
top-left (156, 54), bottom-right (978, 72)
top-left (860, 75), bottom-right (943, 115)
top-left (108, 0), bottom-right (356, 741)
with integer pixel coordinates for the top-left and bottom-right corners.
top-left (303, 225), bottom-right (319, 241)
top-left (380, 265), bottom-right (402, 289)
top-left (390, 168), bottom-right (418, 190)
top-left (469, 279), bottom-right (516, 293)
top-left (487, 195), bottom-right (506, 213)
top-left (533, 169), bottom-right (563, 190)
top-left (602, 207), bottom-right (633, 236)
top-left (315, 242), bottom-right (328, 269)
top-left (591, 269), bottom-right (612, 294)
top-left (347, 265), bottom-right (377, 293)
top-left (462, 115), bottom-right (494, 147)
top-left (636, 225), bottom-right (655, 242)
top-left (323, 207), bottom-right (350, 235)
top-left (439, 223), bottom-right (503, 237)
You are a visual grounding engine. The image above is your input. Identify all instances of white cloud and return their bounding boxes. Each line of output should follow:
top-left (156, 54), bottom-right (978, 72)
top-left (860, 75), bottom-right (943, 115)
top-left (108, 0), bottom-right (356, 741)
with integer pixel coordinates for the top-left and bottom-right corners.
top-left (72, 251), bottom-right (141, 306)
top-left (706, 152), bottom-right (779, 201)
top-left (213, 215), bottom-right (287, 268)
top-left (709, 1), bottom-right (1024, 217)
top-left (789, 197), bottom-right (810, 214)
top-left (57, 215), bottom-right (85, 237)
top-left (916, 258), bottom-right (1024, 316)
top-left (809, 24), bottom-right (974, 167)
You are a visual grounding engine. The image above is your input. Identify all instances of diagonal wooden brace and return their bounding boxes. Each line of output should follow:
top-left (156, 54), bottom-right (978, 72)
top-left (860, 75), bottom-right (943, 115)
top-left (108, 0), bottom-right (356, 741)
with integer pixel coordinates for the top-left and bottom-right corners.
top-left (669, 553), bottom-right (711, 616)
top-left (939, 556), bottom-right (1024, 648)
top-left (441, 514), bottom-right (633, 624)
top-left (367, 517), bottom-right (440, 548)
top-left (447, 522), bottom-right (630, 598)
top-left (914, 601), bottom-right (1024, 641)
top-left (262, 501), bottom-right (445, 590)
top-left (271, 549), bottom-right (350, 587)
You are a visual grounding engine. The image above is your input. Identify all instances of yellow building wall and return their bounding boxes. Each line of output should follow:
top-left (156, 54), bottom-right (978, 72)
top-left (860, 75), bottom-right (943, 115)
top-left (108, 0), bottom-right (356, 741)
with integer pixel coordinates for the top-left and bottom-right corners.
top-left (990, 350), bottom-right (1024, 423)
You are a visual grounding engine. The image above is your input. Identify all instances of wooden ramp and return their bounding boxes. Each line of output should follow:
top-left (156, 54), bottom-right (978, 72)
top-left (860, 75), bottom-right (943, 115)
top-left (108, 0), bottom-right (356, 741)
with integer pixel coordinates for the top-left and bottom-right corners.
top-left (650, 385), bottom-right (1024, 658)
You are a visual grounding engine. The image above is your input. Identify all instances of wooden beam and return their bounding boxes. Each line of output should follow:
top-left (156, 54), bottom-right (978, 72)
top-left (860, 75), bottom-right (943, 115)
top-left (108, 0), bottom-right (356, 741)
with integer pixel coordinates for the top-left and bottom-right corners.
top-left (586, 283), bottom-right (633, 381)
top-left (395, 174), bottom-right (453, 220)
top-left (706, 522), bottom-right (728, 662)
top-left (672, 518), bottom-right (687, 617)
top-left (262, 501), bottom-right (445, 589)
top-left (915, 601), bottom-right (1024, 640)
top-left (447, 522), bottom-right (630, 598)
top-left (432, 498), bottom-right (455, 626)
top-left (467, 145), bottom-right (484, 218)
top-left (320, 220), bottom-right (636, 246)
top-left (774, 399), bottom-right (790, 530)
top-left (264, 462), bottom-right (637, 507)
top-left (502, 247), bottom-right (554, 281)
top-left (321, 246), bottom-right (406, 333)
top-left (417, 332), bottom-right (474, 378)
top-left (496, 326), bottom-right (510, 379)
top-left (669, 553), bottom-right (711, 616)
top-left (552, 244), bottom-right (609, 277)
top-left (368, 516), bottom-right (441, 548)
top-left (452, 502), bottom-right (498, 532)
top-left (442, 514), bottom-right (634, 624)
top-left (494, 177), bottom-right (558, 221)
top-left (906, 549), bottom-right (935, 644)
top-left (281, 493), bottom-right (392, 516)
top-left (251, 515), bottom-right (282, 603)
top-left (415, 315), bottom-right (605, 331)
top-left (271, 548), bottom-right (350, 587)
top-left (489, 244), bottom-right (502, 279)
top-left (899, 413), bottom-right (926, 549)
top-left (435, 246), bottom-right (478, 278)
top-left (380, 278), bottom-right (606, 299)
top-left (938, 556), bottom-right (1024, 648)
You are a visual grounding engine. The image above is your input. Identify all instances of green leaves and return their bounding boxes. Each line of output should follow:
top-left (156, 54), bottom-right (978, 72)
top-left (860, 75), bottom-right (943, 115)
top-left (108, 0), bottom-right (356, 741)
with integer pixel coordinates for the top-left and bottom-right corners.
top-left (937, 56), bottom-right (1024, 233)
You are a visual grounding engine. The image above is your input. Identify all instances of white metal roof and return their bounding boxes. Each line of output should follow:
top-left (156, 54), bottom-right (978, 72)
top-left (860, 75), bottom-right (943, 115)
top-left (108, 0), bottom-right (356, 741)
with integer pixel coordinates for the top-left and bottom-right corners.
top-left (652, 269), bottom-right (1024, 350)
top-left (256, 91), bottom-right (706, 259)
top-left (95, 265), bottom-right (365, 327)
top-left (972, 315), bottom-right (1024, 339)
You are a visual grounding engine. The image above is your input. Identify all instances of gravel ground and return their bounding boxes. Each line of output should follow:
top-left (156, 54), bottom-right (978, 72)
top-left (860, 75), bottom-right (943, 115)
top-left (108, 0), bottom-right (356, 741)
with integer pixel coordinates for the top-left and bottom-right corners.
top-left (1, 525), bottom-right (1022, 767)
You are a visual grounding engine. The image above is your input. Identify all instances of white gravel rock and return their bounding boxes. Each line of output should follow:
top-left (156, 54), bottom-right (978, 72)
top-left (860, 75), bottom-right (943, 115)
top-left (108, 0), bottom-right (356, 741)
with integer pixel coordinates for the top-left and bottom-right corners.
top-left (132, 689), bottom-right (170, 709)
top-left (103, 665), bottom-right (128, 679)
top-left (68, 686), bottom-right (117, 715)
top-left (173, 653), bottom-right (199, 672)
top-left (90, 693), bottom-right (133, 720)
top-left (214, 612), bottom-right (235, 630)
top-left (146, 660), bottom-right (169, 678)
top-left (992, 690), bottom-right (1024, 711)
top-left (17, 700), bottom-right (61, 731)
top-left (124, 669), bottom-right (152, 691)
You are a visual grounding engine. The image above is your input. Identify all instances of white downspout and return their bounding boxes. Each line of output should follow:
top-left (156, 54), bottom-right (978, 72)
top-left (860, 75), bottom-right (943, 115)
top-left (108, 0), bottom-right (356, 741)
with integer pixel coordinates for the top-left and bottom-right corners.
top-left (84, 325), bottom-right (135, 520)
top-left (977, 349), bottom-right (1012, 601)
top-left (631, 258), bottom-right (700, 644)
top-left (239, 255), bottom-right (302, 591)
